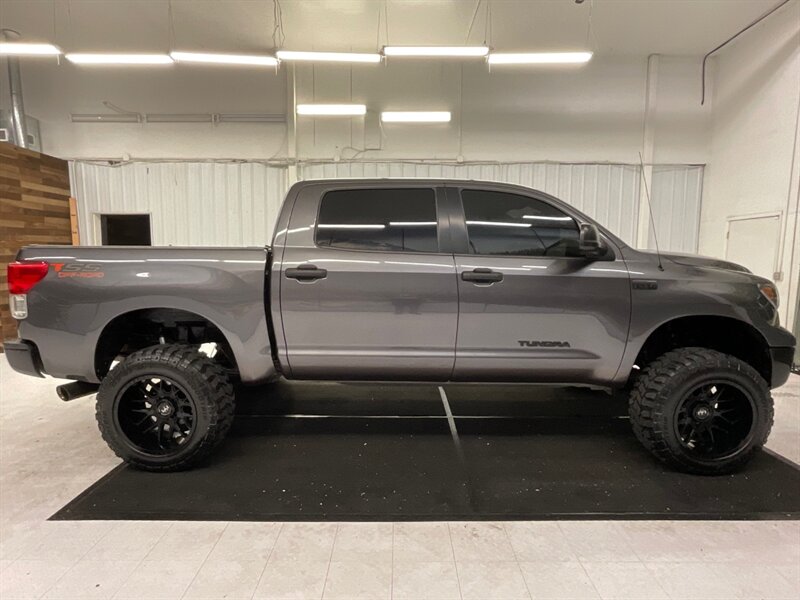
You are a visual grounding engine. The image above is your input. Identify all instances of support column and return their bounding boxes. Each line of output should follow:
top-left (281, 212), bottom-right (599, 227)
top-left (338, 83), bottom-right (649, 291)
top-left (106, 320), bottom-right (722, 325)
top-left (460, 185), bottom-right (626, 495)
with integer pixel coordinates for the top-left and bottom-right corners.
top-left (781, 91), bottom-right (800, 330)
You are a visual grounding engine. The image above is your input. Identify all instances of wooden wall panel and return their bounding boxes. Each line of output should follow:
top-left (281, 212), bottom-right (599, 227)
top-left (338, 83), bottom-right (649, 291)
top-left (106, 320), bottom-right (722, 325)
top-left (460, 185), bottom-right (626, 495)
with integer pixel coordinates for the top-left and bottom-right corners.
top-left (0, 142), bottom-right (72, 348)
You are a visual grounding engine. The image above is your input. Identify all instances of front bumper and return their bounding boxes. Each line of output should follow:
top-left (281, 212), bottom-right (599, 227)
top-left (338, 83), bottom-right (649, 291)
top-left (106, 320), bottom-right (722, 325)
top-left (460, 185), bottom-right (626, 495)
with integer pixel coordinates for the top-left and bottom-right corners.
top-left (771, 346), bottom-right (795, 388)
top-left (3, 339), bottom-right (44, 378)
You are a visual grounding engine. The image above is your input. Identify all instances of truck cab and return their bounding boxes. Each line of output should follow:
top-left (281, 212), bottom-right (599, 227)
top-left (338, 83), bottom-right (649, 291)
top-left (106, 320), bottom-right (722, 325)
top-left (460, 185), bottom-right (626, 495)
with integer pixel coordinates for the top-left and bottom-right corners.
top-left (272, 180), bottom-right (630, 386)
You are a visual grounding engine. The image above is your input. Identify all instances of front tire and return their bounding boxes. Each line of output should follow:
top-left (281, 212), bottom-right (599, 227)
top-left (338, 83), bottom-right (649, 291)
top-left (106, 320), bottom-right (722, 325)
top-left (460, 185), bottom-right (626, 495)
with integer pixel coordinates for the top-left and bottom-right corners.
top-left (628, 347), bottom-right (773, 475)
top-left (96, 344), bottom-right (235, 472)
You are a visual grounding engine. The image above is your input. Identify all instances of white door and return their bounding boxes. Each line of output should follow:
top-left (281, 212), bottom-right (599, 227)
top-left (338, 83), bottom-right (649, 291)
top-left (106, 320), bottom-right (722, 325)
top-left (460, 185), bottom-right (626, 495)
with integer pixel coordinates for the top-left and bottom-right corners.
top-left (725, 214), bottom-right (781, 280)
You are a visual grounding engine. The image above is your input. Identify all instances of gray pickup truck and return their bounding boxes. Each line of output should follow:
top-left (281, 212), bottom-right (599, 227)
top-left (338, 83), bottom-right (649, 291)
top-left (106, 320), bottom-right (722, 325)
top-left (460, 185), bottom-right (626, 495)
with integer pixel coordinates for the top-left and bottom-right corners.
top-left (5, 179), bottom-right (795, 474)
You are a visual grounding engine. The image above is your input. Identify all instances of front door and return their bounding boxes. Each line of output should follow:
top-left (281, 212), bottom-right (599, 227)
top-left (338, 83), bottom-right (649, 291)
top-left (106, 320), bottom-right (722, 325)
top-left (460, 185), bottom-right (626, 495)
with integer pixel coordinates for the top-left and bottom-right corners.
top-left (279, 184), bottom-right (458, 380)
top-left (449, 187), bottom-right (631, 384)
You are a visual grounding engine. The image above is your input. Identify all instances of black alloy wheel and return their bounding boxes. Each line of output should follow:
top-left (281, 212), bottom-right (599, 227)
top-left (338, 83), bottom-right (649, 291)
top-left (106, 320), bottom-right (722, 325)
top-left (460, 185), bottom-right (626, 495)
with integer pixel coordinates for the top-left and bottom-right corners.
top-left (96, 344), bottom-right (235, 471)
top-left (115, 376), bottom-right (196, 455)
top-left (628, 347), bottom-right (773, 475)
top-left (674, 381), bottom-right (755, 461)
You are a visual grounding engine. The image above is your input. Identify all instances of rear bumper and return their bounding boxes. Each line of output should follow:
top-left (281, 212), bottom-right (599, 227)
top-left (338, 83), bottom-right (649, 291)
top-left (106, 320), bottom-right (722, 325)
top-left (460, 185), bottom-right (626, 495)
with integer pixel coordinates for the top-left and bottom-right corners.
top-left (3, 339), bottom-right (44, 378)
top-left (770, 346), bottom-right (795, 389)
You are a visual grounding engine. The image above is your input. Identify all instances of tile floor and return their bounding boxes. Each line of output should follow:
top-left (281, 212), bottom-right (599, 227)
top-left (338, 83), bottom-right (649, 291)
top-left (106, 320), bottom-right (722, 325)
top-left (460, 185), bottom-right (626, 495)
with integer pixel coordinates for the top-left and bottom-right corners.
top-left (1, 359), bottom-right (798, 600)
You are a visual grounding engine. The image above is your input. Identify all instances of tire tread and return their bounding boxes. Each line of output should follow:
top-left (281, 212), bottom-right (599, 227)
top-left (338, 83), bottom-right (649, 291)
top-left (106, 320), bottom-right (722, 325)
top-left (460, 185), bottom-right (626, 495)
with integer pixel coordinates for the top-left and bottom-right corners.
top-left (628, 346), bottom-right (773, 475)
top-left (96, 344), bottom-right (235, 472)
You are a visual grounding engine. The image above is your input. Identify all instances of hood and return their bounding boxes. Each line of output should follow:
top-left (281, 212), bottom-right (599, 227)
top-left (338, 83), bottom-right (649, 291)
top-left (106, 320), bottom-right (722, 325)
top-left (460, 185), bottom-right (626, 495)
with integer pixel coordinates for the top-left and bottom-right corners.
top-left (659, 251), bottom-right (751, 273)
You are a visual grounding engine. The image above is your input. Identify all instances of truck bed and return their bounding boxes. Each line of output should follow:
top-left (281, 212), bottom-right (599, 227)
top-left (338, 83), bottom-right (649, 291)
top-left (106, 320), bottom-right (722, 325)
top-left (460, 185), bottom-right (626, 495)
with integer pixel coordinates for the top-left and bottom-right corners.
top-left (14, 245), bottom-right (274, 383)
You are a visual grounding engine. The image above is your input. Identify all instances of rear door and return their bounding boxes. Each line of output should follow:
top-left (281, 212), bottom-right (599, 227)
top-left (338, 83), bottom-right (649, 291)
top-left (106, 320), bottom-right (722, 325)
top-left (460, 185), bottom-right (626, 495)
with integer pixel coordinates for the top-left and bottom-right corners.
top-left (448, 186), bottom-right (631, 384)
top-left (278, 183), bottom-right (458, 380)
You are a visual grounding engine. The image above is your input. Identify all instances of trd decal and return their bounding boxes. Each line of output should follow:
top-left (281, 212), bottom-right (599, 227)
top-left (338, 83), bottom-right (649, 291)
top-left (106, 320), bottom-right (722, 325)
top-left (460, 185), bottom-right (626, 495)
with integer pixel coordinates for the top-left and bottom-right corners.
top-left (517, 340), bottom-right (571, 348)
top-left (51, 263), bottom-right (105, 279)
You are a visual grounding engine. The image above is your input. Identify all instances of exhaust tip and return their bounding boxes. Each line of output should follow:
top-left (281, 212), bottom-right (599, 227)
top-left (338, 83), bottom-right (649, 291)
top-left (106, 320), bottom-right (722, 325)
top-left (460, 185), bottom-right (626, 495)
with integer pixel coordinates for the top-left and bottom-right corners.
top-left (56, 381), bottom-right (100, 402)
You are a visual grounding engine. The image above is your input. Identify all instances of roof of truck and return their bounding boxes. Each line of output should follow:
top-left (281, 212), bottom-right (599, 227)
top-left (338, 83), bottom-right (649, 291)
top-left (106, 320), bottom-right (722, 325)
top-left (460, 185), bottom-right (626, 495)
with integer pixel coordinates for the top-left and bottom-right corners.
top-left (297, 177), bottom-right (534, 185)
top-left (292, 177), bottom-right (558, 196)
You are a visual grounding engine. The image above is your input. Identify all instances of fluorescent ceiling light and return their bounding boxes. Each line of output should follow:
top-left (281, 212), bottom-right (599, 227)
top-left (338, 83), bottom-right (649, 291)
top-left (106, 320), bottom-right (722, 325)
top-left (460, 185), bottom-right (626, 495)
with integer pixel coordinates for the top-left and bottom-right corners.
top-left (383, 46), bottom-right (489, 57)
top-left (296, 104), bottom-right (367, 116)
top-left (170, 51), bottom-right (278, 66)
top-left (318, 224), bottom-right (385, 229)
top-left (277, 50), bottom-right (381, 63)
top-left (0, 42), bottom-right (61, 56)
top-left (381, 111), bottom-right (451, 123)
top-left (389, 221), bottom-right (437, 226)
top-left (66, 53), bottom-right (173, 65)
top-left (523, 215), bottom-right (573, 221)
top-left (466, 221), bottom-right (531, 228)
top-left (488, 52), bottom-right (593, 65)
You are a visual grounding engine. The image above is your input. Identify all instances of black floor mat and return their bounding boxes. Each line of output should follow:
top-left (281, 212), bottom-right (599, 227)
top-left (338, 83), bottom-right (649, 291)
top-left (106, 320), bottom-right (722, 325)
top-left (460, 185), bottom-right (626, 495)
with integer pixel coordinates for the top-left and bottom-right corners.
top-left (51, 382), bottom-right (800, 521)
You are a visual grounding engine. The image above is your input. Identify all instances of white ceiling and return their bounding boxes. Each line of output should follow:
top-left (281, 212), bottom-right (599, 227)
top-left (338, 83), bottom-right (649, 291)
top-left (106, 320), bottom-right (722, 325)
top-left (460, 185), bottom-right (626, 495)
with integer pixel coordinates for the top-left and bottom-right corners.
top-left (0, 0), bottom-right (790, 140)
top-left (0, 0), bottom-right (786, 57)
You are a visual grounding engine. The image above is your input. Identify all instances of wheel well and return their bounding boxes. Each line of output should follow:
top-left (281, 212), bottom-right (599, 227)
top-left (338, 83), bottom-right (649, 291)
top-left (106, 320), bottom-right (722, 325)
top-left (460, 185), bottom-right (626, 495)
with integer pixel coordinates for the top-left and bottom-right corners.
top-left (94, 308), bottom-right (237, 379)
top-left (633, 316), bottom-right (771, 383)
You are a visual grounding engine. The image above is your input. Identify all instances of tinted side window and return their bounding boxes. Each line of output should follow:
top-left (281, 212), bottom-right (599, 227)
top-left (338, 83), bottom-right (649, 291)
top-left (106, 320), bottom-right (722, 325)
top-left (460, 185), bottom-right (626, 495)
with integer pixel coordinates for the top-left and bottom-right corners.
top-left (316, 188), bottom-right (438, 253)
top-left (461, 190), bottom-right (580, 257)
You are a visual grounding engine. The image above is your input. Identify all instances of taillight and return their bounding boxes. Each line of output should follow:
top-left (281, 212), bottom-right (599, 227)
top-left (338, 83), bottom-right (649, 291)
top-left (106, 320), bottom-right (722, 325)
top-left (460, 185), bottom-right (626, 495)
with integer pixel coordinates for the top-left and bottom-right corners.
top-left (8, 261), bottom-right (49, 294)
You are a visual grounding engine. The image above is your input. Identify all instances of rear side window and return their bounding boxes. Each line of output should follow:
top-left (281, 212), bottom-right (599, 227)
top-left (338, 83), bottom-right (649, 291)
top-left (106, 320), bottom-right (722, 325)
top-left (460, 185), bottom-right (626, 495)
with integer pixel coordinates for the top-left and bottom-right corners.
top-left (461, 190), bottom-right (580, 257)
top-left (316, 188), bottom-right (438, 253)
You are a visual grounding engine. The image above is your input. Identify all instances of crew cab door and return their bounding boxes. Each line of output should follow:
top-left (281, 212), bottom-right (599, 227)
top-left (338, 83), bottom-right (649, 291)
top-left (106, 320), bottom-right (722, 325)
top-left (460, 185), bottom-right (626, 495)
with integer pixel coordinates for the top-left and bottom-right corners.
top-left (447, 186), bottom-right (631, 384)
top-left (277, 183), bottom-right (458, 380)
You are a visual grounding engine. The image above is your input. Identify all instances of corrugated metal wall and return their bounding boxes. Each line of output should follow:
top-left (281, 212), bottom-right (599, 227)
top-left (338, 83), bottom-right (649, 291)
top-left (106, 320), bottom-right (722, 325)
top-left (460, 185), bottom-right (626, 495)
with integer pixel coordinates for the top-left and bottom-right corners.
top-left (70, 162), bottom-right (287, 246)
top-left (650, 165), bottom-right (705, 254)
top-left (70, 160), bottom-right (703, 251)
top-left (299, 162), bottom-right (704, 251)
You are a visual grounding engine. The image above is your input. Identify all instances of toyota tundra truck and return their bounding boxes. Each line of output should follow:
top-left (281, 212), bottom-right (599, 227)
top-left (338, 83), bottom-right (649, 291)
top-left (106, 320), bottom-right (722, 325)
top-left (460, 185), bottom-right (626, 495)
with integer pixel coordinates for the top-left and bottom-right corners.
top-left (4, 179), bottom-right (795, 474)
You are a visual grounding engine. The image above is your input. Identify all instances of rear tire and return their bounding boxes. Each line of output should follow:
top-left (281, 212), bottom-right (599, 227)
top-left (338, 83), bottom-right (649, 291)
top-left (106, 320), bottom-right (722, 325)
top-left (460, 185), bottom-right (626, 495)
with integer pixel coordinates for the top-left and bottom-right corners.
top-left (96, 344), bottom-right (235, 472)
top-left (628, 347), bottom-right (773, 475)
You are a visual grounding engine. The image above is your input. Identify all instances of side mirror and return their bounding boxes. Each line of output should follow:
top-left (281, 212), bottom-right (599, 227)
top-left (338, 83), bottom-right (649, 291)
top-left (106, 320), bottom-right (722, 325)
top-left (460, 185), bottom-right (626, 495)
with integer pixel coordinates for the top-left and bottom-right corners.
top-left (579, 223), bottom-right (606, 259)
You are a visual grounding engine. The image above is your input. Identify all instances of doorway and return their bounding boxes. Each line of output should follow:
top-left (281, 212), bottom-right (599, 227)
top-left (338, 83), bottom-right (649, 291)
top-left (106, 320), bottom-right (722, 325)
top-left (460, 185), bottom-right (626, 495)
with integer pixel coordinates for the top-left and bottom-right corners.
top-left (725, 213), bottom-right (781, 280)
top-left (100, 214), bottom-right (152, 246)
